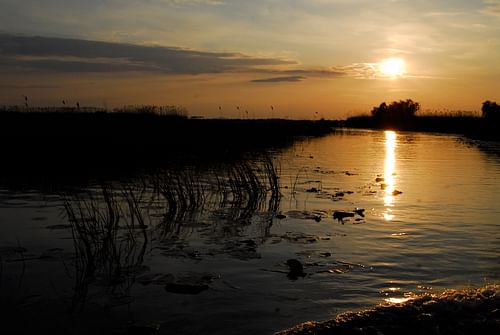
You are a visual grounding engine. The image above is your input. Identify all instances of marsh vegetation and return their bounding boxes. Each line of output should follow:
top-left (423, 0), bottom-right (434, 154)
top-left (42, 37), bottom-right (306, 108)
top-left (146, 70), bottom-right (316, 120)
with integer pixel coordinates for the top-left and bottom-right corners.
top-left (60, 155), bottom-right (281, 312)
top-left (346, 99), bottom-right (500, 141)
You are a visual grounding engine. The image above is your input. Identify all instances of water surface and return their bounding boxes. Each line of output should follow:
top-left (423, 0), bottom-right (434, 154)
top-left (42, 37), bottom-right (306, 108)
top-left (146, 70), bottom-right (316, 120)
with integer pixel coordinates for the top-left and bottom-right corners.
top-left (0, 129), bottom-right (499, 334)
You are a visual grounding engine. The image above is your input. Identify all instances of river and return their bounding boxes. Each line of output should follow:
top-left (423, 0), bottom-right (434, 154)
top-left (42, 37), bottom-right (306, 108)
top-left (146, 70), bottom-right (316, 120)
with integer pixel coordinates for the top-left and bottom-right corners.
top-left (0, 129), bottom-right (499, 334)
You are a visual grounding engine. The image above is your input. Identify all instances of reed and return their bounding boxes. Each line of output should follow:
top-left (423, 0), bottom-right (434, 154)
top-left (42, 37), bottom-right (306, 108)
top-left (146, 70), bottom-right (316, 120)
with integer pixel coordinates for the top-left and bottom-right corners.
top-left (61, 154), bottom-right (282, 308)
top-left (63, 184), bottom-right (149, 310)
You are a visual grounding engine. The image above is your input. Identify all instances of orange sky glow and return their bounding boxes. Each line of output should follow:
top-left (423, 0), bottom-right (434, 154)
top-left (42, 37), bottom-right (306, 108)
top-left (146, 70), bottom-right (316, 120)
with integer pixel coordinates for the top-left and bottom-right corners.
top-left (0, 0), bottom-right (499, 118)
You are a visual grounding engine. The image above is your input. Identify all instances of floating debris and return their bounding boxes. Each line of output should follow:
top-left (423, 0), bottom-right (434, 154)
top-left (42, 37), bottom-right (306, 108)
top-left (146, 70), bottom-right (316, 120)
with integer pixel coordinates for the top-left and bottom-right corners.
top-left (375, 177), bottom-right (385, 183)
top-left (333, 211), bottom-right (355, 223)
top-left (331, 190), bottom-right (354, 200)
top-left (286, 259), bottom-right (306, 280)
top-left (276, 213), bottom-right (287, 219)
top-left (392, 190), bottom-right (403, 196)
top-left (138, 272), bottom-right (218, 295)
top-left (241, 239), bottom-right (257, 248)
top-left (306, 187), bottom-right (320, 193)
top-left (353, 208), bottom-right (365, 217)
top-left (285, 210), bottom-right (326, 221)
top-left (333, 208), bottom-right (366, 224)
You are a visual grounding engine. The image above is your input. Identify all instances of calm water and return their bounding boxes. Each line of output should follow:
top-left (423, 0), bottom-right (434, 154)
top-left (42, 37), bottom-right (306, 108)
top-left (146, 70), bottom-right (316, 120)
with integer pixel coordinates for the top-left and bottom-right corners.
top-left (1, 129), bottom-right (499, 334)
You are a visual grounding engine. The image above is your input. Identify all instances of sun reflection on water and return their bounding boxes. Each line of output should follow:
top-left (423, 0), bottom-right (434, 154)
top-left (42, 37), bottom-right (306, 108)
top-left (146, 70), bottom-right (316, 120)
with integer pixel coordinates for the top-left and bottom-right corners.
top-left (384, 297), bottom-right (412, 304)
top-left (384, 131), bottom-right (397, 220)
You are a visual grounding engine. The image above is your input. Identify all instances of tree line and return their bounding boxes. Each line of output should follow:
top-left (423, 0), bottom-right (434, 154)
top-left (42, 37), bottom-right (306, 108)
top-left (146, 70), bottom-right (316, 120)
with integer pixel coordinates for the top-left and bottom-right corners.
top-left (370, 99), bottom-right (499, 121)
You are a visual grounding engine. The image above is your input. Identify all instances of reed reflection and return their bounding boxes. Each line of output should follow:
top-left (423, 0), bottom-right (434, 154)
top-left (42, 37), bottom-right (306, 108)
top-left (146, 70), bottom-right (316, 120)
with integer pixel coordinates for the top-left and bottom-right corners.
top-left (61, 156), bottom-right (281, 309)
top-left (383, 131), bottom-right (397, 221)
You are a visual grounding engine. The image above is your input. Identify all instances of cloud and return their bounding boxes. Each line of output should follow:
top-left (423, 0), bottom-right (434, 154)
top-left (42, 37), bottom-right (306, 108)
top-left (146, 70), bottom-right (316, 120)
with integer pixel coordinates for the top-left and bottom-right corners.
top-left (481, 0), bottom-right (500, 16)
top-left (251, 75), bottom-right (306, 83)
top-left (0, 34), bottom-right (411, 83)
top-left (251, 60), bottom-right (411, 83)
top-left (330, 63), bottom-right (380, 79)
top-left (0, 34), bottom-right (294, 74)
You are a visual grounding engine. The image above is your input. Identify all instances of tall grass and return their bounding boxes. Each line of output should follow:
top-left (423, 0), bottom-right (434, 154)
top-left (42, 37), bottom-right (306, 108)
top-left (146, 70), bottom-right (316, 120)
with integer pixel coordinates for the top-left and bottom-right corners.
top-left (147, 155), bottom-right (281, 237)
top-left (63, 184), bottom-right (149, 311)
top-left (61, 155), bottom-right (281, 308)
top-left (0, 104), bottom-right (188, 117)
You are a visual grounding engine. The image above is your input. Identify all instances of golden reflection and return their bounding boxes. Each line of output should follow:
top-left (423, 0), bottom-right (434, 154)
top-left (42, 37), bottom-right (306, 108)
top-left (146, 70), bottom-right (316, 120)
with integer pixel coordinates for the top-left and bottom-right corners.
top-left (383, 131), bottom-right (397, 220)
top-left (384, 297), bottom-right (412, 304)
top-left (383, 210), bottom-right (394, 221)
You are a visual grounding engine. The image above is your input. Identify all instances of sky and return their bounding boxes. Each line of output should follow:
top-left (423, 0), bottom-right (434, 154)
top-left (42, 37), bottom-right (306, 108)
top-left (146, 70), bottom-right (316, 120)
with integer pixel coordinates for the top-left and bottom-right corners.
top-left (0, 0), bottom-right (499, 118)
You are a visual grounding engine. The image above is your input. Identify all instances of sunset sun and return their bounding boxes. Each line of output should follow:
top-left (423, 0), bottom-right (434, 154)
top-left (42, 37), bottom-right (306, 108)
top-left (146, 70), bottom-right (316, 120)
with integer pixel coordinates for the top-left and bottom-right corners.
top-left (379, 58), bottom-right (406, 78)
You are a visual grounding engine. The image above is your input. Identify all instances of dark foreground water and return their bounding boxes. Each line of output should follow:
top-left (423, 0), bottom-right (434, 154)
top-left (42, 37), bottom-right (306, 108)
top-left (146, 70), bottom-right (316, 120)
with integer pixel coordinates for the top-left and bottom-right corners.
top-left (0, 129), bottom-right (499, 334)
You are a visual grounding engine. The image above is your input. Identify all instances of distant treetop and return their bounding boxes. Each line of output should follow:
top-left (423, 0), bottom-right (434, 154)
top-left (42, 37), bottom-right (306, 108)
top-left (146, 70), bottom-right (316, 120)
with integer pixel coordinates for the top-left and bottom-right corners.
top-left (370, 99), bottom-right (420, 129)
top-left (482, 100), bottom-right (500, 120)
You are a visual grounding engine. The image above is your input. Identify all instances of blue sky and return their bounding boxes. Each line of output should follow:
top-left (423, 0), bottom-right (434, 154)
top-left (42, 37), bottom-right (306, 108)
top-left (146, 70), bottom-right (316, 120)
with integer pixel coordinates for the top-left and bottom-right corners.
top-left (0, 0), bottom-right (499, 117)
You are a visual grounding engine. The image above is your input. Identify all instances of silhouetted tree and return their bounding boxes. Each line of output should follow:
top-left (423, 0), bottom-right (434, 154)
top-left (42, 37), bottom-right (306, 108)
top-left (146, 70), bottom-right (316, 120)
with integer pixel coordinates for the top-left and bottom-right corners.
top-left (371, 102), bottom-right (388, 117)
top-left (371, 99), bottom-right (420, 128)
top-left (482, 100), bottom-right (500, 120)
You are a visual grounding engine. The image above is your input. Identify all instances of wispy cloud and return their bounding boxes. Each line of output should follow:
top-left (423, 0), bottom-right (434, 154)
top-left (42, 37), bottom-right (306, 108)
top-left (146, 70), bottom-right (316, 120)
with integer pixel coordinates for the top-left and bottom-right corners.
top-left (330, 63), bottom-right (380, 79)
top-left (0, 34), bottom-right (294, 74)
top-left (251, 76), bottom-right (306, 83)
top-left (423, 11), bottom-right (468, 18)
top-left (249, 61), bottom-right (399, 83)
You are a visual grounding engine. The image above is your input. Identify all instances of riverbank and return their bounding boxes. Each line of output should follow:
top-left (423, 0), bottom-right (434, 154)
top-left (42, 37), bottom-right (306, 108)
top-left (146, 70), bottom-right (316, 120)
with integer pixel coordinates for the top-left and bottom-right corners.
top-left (277, 284), bottom-right (499, 335)
top-left (0, 107), bottom-right (338, 186)
top-left (344, 115), bottom-right (500, 141)
top-left (0, 107), bottom-right (337, 154)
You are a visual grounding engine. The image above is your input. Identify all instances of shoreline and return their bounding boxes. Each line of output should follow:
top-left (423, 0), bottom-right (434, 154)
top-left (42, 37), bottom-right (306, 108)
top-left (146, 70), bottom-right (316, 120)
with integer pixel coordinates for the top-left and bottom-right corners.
top-left (344, 115), bottom-right (500, 142)
top-left (0, 108), bottom-right (339, 190)
top-left (277, 284), bottom-right (499, 335)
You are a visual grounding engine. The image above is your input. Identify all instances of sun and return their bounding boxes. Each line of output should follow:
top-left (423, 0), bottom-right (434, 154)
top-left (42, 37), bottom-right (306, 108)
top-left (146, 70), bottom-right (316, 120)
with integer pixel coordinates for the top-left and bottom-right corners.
top-left (379, 58), bottom-right (406, 78)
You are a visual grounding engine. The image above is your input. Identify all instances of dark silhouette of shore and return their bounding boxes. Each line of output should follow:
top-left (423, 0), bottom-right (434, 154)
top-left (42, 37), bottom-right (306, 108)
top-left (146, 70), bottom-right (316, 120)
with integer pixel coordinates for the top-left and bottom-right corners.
top-left (0, 105), bottom-right (338, 187)
top-left (345, 99), bottom-right (500, 141)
